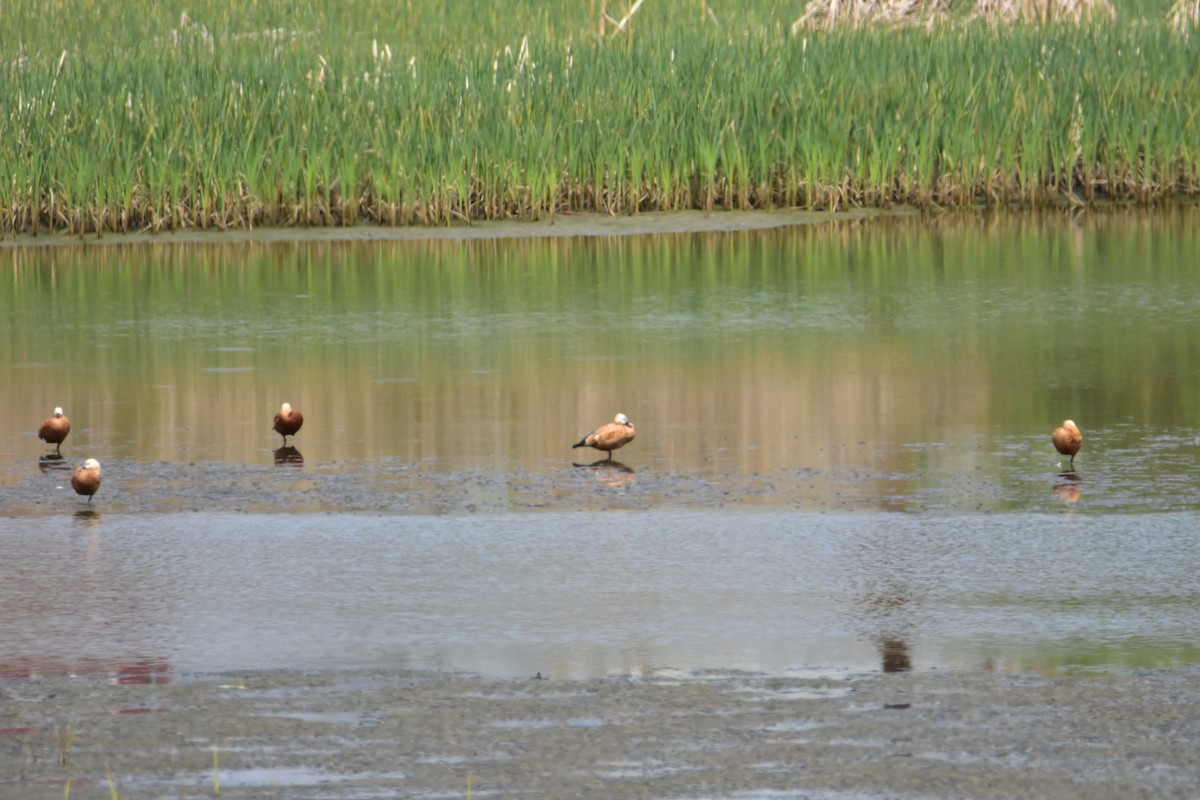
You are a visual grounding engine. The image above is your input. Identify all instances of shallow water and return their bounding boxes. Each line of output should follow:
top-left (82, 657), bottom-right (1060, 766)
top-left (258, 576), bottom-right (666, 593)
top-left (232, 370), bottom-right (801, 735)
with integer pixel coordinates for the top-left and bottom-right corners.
top-left (2, 510), bottom-right (1199, 681)
top-left (2, 209), bottom-right (1200, 680)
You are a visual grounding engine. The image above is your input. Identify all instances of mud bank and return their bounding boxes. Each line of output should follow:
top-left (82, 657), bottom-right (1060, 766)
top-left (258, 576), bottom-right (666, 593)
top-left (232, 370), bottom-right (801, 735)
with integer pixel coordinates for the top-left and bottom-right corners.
top-left (4, 450), bottom-right (1174, 517)
top-left (3, 667), bottom-right (1199, 799)
top-left (0, 208), bottom-right (884, 250)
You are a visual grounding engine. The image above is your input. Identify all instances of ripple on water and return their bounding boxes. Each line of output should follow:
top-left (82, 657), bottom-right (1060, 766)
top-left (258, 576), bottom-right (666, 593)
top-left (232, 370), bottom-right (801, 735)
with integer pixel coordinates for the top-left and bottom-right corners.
top-left (2, 508), bottom-right (1198, 679)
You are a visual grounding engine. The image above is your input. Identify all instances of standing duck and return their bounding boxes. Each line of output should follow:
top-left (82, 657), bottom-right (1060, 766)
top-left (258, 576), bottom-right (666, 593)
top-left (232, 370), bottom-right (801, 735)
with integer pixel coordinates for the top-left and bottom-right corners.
top-left (573, 413), bottom-right (636, 461)
top-left (1052, 420), bottom-right (1083, 469)
top-left (38, 407), bottom-right (71, 454)
top-left (273, 402), bottom-right (304, 445)
top-left (71, 458), bottom-right (102, 504)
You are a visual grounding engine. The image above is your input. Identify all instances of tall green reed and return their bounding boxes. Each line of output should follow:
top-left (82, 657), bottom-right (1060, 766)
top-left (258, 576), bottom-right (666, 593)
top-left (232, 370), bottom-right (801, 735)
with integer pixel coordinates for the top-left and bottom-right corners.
top-left (0, 1), bottom-right (1197, 233)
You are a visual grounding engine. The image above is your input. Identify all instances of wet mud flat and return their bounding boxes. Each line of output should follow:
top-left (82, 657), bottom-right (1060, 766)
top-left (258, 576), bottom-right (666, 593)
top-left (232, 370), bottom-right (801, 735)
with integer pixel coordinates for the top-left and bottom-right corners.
top-left (0, 208), bottom-right (882, 250)
top-left (3, 667), bottom-right (1199, 799)
top-left (2, 448), bottom-right (1176, 516)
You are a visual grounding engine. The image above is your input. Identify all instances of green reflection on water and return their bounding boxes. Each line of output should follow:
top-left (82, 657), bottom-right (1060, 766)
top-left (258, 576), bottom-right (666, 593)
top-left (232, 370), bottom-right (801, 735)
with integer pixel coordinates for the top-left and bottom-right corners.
top-left (979, 638), bottom-right (1200, 675)
top-left (2, 210), bottom-right (1199, 512)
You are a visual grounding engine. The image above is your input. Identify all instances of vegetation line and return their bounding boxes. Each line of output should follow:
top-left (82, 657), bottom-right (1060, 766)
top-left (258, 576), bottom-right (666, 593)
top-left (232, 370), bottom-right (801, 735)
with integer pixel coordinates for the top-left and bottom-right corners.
top-left (1, 1), bottom-right (1197, 234)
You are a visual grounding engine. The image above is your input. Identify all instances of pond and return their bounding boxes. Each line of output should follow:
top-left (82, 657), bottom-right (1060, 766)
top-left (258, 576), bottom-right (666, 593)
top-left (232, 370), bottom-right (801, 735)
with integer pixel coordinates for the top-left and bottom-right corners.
top-left (2, 209), bottom-right (1199, 680)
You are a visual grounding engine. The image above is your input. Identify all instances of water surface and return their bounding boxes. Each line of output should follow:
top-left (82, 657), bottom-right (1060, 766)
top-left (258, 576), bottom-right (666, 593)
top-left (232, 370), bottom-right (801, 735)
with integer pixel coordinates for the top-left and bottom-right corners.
top-left (2, 210), bottom-right (1199, 679)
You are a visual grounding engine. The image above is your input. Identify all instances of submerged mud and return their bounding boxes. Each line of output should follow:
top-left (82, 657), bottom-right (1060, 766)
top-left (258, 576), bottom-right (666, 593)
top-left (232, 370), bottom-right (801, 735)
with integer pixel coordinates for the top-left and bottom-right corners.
top-left (2, 667), bottom-right (1199, 799)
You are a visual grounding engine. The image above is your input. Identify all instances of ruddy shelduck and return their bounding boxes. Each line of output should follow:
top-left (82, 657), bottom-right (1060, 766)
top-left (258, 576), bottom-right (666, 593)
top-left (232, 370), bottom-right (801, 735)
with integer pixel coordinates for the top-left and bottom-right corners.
top-left (1052, 419), bottom-right (1083, 469)
top-left (573, 413), bottom-right (636, 461)
top-left (71, 458), bottom-right (102, 504)
top-left (273, 402), bottom-right (304, 445)
top-left (38, 407), bottom-right (70, 454)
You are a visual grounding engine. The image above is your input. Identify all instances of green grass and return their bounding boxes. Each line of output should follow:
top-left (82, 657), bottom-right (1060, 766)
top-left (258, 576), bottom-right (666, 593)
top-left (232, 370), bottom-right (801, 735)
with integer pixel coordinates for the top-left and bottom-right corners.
top-left (1, 0), bottom-right (1197, 232)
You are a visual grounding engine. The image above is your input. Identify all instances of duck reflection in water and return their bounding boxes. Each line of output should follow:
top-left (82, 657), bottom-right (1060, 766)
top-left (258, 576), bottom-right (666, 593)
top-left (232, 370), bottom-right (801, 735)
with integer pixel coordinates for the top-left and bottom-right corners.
top-left (74, 508), bottom-right (101, 525)
top-left (1052, 471), bottom-right (1082, 504)
top-left (0, 656), bottom-right (169, 684)
top-left (575, 458), bottom-right (636, 489)
top-left (878, 636), bottom-right (912, 674)
top-left (573, 458), bottom-right (633, 473)
top-left (274, 446), bottom-right (304, 467)
top-left (38, 453), bottom-right (69, 474)
top-left (852, 534), bottom-right (917, 675)
top-left (859, 591), bottom-right (914, 674)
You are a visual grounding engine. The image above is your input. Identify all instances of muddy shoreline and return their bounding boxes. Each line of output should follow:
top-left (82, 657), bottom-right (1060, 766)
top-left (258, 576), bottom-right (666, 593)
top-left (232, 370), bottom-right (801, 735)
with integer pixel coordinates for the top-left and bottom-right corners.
top-left (0, 208), bottom-right (887, 250)
top-left (3, 666), bottom-right (1199, 799)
